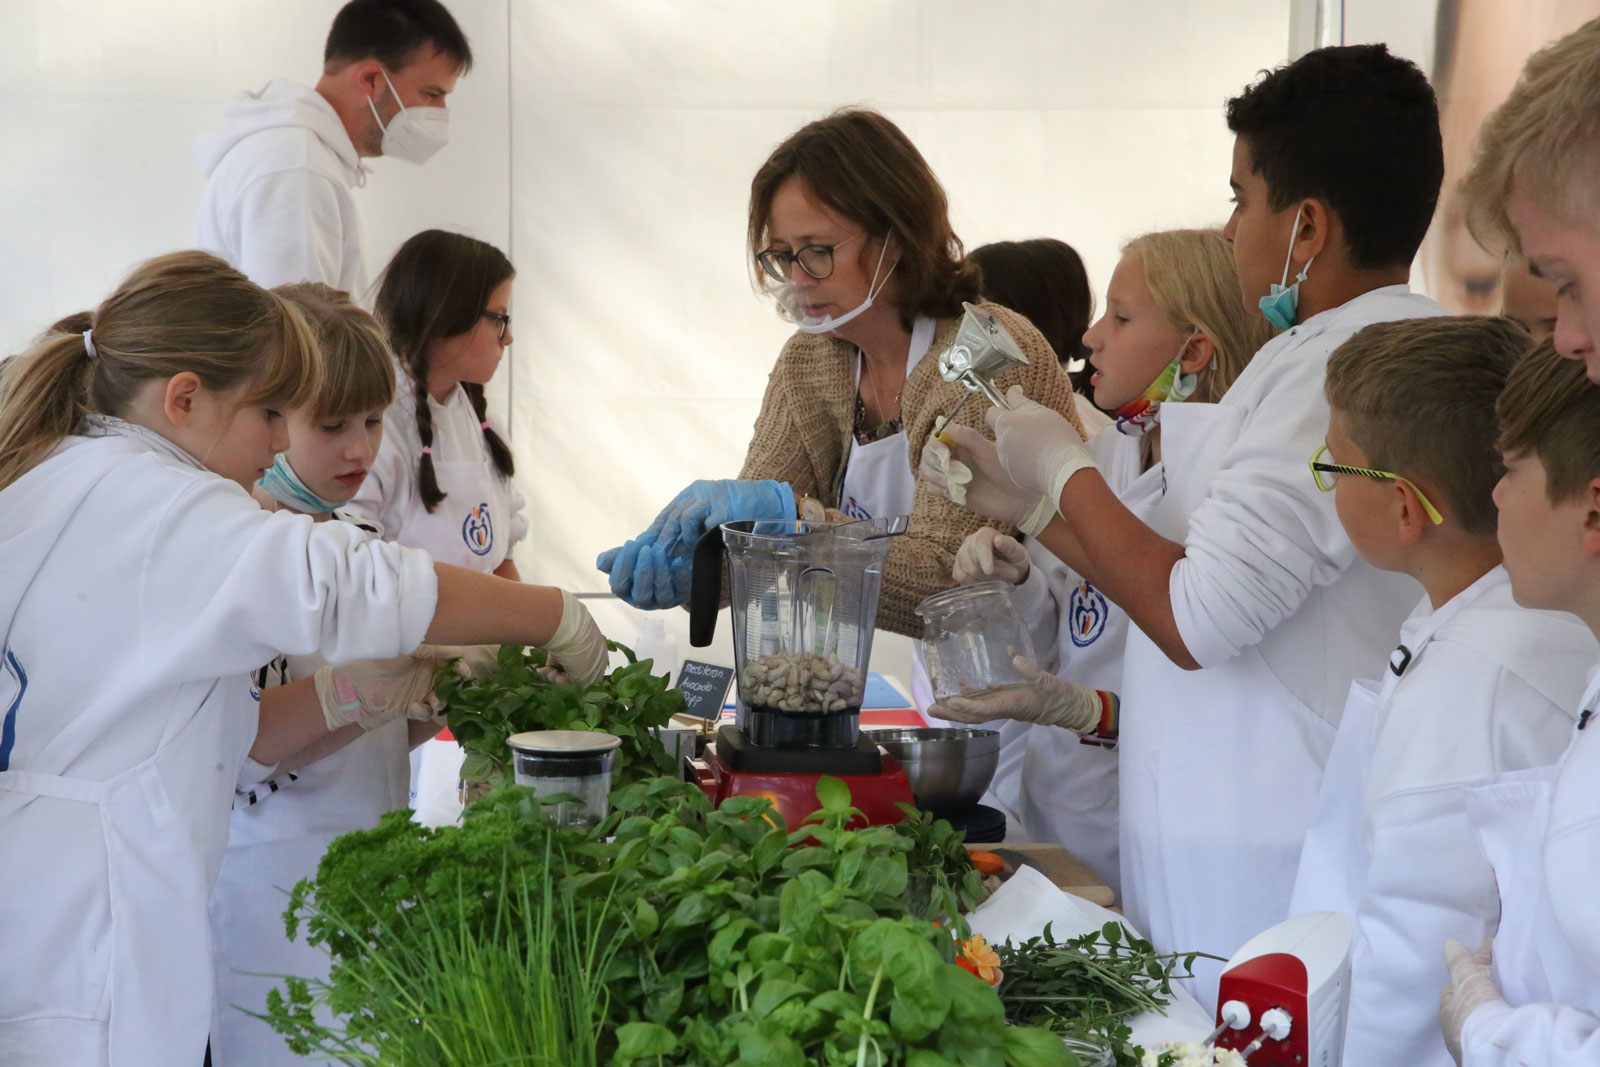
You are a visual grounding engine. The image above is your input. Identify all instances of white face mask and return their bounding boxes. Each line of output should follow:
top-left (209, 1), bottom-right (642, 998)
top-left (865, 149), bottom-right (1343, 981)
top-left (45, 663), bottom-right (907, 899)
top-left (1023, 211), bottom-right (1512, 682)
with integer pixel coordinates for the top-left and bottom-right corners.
top-left (774, 238), bottom-right (896, 335)
top-left (368, 68), bottom-right (449, 164)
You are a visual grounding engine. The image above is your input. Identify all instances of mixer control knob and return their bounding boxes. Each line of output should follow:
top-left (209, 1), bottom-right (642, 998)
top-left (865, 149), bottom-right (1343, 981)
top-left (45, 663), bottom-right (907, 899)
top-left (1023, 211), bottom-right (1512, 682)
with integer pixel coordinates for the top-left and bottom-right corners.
top-left (1219, 1000), bottom-right (1251, 1030)
top-left (1260, 1007), bottom-right (1293, 1041)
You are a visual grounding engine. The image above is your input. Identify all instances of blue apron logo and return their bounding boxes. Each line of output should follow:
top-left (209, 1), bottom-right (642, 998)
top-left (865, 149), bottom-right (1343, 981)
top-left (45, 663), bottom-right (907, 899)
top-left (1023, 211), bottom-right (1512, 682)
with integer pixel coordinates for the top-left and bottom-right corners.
top-left (841, 496), bottom-right (872, 521)
top-left (463, 502), bottom-right (494, 556)
top-left (1068, 581), bottom-right (1109, 647)
top-left (0, 649), bottom-right (27, 772)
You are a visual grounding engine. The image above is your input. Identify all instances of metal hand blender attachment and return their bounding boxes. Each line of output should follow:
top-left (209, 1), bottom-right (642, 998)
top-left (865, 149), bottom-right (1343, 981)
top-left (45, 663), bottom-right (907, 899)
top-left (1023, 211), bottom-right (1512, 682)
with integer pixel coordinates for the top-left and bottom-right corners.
top-left (933, 302), bottom-right (1031, 442)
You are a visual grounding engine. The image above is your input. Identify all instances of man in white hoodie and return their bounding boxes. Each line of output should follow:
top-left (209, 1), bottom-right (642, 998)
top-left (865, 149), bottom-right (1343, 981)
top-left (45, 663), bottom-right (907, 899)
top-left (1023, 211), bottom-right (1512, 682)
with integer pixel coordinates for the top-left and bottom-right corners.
top-left (193, 0), bottom-right (471, 295)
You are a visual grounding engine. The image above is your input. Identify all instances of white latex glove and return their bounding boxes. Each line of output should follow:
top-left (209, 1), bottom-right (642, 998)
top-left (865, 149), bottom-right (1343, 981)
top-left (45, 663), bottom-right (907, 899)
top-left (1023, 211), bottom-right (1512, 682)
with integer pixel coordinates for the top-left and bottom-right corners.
top-left (418, 644), bottom-right (502, 680)
top-left (953, 527), bottom-right (1031, 586)
top-left (929, 656), bottom-right (1102, 734)
top-left (546, 589), bottom-right (610, 687)
top-left (919, 425), bottom-right (1057, 537)
top-left (986, 385), bottom-right (1098, 506)
top-left (313, 652), bottom-right (446, 731)
top-left (1440, 939), bottom-right (1503, 1064)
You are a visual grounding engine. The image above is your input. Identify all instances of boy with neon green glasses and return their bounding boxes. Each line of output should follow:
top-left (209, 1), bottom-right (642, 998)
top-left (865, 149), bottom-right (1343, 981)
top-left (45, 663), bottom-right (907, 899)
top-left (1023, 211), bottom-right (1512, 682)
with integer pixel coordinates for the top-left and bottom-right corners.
top-left (1288, 315), bottom-right (1598, 1067)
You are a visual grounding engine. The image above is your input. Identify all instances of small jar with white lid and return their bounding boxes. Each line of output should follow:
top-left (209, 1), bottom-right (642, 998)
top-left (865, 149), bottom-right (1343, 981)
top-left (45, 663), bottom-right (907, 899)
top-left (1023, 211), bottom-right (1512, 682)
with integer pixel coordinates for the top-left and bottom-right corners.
top-left (506, 730), bottom-right (624, 827)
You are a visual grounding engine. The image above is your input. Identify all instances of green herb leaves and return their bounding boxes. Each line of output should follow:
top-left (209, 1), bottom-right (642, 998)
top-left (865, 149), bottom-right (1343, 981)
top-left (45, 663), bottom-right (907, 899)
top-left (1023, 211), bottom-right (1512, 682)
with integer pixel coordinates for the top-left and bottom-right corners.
top-left (435, 640), bottom-right (685, 788)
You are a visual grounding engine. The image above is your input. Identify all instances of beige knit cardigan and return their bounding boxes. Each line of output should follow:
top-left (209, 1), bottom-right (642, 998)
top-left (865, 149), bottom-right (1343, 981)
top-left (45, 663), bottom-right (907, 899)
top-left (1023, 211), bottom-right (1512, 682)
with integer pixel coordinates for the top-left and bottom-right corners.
top-left (737, 300), bottom-right (1083, 637)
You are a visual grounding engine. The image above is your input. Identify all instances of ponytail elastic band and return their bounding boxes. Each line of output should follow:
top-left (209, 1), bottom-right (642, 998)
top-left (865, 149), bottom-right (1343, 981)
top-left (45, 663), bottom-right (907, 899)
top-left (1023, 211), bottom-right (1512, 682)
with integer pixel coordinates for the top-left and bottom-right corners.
top-left (420, 446), bottom-right (433, 455)
top-left (480, 420), bottom-right (492, 430)
top-left (82, 329), bottom-right (98, 359)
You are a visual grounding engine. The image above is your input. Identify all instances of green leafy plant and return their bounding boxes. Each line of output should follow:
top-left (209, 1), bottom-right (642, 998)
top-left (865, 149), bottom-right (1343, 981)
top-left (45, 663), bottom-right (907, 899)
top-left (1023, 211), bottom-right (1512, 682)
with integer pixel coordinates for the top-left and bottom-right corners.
top-left (435, 641), bottom-right (683, 787)
top-left (272, 775), bottom-right (1087, 1066)
top-left (993, 922), bottom-right (1221, 1067)
top-left (894, 802), bottom-right (988, 922)
top-left (263, 822), bottom-right (621, 1065)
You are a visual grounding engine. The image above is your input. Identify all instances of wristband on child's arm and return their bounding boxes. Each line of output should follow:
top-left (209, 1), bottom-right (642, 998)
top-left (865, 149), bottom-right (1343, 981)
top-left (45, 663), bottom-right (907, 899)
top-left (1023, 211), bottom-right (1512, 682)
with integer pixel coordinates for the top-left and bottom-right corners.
top-left (1078, 689), bottom-right (1119, 749)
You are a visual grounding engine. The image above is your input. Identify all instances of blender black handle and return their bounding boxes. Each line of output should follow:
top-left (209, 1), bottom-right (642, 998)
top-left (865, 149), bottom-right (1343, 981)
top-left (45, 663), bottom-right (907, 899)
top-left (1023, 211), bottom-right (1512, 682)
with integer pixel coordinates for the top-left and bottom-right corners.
top-left (688, 524), bottom-right (726, 647)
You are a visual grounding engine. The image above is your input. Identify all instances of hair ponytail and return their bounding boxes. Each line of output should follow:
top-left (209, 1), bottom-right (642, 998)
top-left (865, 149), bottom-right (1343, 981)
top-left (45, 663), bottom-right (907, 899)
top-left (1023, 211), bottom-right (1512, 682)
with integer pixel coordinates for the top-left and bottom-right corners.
top-left (408, 347), bottom-right (447, 511)
top-left (0, 251), bottom-right (320, 493)
top-left (0, 333), bottom-right (95, 491)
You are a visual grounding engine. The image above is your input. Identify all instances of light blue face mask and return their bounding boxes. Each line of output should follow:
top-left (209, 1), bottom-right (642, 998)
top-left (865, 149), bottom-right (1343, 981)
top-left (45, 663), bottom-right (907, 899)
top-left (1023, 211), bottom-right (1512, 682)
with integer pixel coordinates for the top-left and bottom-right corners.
top-left (1259, 206), bottom-right (1316, 330)
top-left (258, 453), bottom-right (344, 514)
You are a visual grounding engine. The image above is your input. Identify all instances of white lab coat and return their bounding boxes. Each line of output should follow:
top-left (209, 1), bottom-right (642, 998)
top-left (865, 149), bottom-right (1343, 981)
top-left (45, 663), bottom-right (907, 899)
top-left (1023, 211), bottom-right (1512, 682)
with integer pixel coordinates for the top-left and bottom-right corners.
top-left (1458, 668), bottom-right (1600, 1066)
top-left (193, 79), bottom-right (369, 294)
top-left (346, 381), bottom-right (527, 825)
top-left (346, 381), bottom-right (529, 571)
top-left (208, 517), bottom-right (413, 1066)
top-left (0, 421), bottom-right (436, 1067)
top-left (995, 427), bottom-right (1154, 892)
top-left (1116, 285), bottom-right (1444, 1011)
top-left (1288, 567), bottom-right (1593, 1067)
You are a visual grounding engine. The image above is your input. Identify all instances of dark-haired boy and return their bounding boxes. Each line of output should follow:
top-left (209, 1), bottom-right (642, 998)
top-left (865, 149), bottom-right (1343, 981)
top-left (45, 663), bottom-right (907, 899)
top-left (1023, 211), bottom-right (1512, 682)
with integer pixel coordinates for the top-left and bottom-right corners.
top-left (926, 43), bottom-right (1450, 1006)
top-left (1435, 342), bottom-right (1600, 1065)
top-left (1287, 318), bottom-right (1595, 1067)
top-left (194, 0), bottom-right (471, 292)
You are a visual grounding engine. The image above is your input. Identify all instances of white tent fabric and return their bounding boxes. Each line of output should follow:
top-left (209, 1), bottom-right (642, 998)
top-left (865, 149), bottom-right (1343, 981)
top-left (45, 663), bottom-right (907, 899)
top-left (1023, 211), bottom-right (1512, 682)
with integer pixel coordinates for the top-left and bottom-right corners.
top-left (3, 0), bottom-right (1292, 672)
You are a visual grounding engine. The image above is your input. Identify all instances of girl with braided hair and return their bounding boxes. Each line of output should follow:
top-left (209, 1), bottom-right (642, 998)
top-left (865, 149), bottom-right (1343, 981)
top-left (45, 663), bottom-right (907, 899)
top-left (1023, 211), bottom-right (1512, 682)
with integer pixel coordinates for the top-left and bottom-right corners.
top-left (348, 229), bottom-right (530, 822)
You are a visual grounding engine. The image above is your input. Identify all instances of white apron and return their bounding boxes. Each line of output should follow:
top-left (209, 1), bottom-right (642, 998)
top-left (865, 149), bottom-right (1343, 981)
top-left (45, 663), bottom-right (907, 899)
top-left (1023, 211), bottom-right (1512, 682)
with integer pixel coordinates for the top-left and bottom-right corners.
top-left (399, 396), bottom-right (521, 827)
top-left (1467, 672), bottom-right (1600, 1030)
top-left (1118, 401), bottom-right (1343, 1012)
top-left (209, 719), bottom-right (409, 1064)
top-left (1007, 433), bottom-right (1159, 890)
top-left (0, 679), bottom-right (257, 1067)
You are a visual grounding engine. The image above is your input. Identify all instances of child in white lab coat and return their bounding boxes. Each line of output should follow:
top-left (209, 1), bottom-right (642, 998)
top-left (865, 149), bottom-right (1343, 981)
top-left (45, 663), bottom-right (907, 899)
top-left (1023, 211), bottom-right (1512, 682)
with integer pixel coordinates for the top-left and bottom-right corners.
top-left (921, 44), bottom-right (1449, 1006)
top-left (208, 282), bottom-right (470, 1065)
top-left (1287, 317), bottom-right (1596, 1067)
top-left (0, 252), bottom-right (608, 1067)
top-left (933, 228), bottom-right (1274, 891)
top-left (347, 229), bottom-right (531, 824)
top-left (1436, 342), bottom-right (1600, 1065)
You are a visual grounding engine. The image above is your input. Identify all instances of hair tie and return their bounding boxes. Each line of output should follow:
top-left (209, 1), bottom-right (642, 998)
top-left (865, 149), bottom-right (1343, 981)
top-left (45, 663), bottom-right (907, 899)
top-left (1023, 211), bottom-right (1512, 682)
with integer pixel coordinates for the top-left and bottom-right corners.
top-left (82, 329), bottom-right (98, 359)
top-left (420, 446), bottom-right (433, 455)
top-left (480, 420), bottom-right (492, 430)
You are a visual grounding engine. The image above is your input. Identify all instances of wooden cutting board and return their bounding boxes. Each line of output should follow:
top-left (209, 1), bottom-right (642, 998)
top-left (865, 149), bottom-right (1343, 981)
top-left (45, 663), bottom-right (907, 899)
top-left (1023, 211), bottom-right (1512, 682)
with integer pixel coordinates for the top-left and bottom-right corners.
top-left (967, 842), bottom-right (1116, 908)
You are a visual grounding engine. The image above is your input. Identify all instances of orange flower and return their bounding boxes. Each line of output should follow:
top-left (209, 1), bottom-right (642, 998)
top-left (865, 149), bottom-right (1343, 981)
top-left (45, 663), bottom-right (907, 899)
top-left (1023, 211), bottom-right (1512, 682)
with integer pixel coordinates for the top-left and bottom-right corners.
top-left (957, 932), bottom-right (1004, 985)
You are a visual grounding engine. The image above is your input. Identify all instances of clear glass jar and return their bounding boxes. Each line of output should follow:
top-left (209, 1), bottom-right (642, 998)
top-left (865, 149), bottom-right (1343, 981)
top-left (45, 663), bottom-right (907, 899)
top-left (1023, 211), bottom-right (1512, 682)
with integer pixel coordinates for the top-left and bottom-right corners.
top-left (506, 730), bottom-right (622, 828)
top-left (1059, 1036), bottom-right (1114, 1066)
top-left (915, 581), bottom-right (1037, 702)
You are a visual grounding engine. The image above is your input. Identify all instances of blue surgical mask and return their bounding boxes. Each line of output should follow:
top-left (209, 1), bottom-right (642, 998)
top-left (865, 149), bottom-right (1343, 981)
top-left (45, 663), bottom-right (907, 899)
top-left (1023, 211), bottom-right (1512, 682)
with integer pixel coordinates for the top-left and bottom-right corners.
top-left (258, 454), bottom-right (344, 514)
top-left (1258, 206), bottom-right (1316, 330)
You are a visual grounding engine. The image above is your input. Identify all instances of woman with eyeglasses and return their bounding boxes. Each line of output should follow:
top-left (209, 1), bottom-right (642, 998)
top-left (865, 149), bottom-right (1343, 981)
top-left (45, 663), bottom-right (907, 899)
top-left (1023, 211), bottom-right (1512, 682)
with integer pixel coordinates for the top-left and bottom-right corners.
top-left (346, 228), bottom-right (528, 824)
top-left (597, 107), bottom-right (1082, 639)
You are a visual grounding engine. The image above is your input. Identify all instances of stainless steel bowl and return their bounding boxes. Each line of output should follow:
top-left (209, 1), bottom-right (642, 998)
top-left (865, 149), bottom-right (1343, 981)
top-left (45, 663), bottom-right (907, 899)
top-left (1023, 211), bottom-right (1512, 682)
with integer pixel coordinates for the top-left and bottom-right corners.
top-left (870, 727), bottom-right (1000, 814)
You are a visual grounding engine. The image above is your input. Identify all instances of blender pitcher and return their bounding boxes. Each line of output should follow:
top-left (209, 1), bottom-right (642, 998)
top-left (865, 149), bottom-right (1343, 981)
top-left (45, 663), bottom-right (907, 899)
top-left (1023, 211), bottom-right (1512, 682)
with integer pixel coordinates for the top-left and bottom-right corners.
top-left (689, 516), bottom-right (907, 748)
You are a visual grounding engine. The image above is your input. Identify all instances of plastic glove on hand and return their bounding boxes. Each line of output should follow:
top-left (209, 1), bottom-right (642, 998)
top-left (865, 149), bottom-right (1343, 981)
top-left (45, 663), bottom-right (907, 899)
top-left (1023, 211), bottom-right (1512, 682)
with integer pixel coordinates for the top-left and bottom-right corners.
top-left (918, 435), bottom-right (974, 505)
top-left (953, 527), bottom-right (1031, 586)
top-left (927, 423), bottom-right (1057, 536)
top-left (416, 644), bottom-right (501, 680)
top-left (987, 385), bottom-right (1098, 504)
top-left (1440, 939), bottom-right (1502, 1064)
top-left (545, 588), bottom-right (611, 687)
top-left (930, 657), bottom-right (1102, 733)
top-left (659, 478), bottom-right (796, 550)
top-left (314, 652), bottom-right (447, 731)
top-left (597, 537), bottom-right (693, 610)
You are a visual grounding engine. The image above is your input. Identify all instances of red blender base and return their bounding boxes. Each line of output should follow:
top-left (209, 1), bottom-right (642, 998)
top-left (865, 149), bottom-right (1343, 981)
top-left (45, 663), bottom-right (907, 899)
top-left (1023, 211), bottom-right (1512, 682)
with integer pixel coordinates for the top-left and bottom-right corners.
top-left (694, 743), bottom-right (915, 829)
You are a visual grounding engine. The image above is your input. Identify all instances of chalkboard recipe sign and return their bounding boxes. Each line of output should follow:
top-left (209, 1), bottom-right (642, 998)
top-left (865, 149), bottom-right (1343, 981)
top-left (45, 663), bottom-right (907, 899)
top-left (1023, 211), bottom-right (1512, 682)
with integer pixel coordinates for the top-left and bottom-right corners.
top-left (676, 660), bottom-right (735, 720)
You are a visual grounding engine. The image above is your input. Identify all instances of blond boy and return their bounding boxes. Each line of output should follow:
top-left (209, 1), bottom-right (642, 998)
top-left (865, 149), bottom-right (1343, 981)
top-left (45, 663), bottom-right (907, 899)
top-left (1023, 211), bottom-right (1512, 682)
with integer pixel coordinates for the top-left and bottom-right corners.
top-left (1461, 15), bottom-right (1600, 377)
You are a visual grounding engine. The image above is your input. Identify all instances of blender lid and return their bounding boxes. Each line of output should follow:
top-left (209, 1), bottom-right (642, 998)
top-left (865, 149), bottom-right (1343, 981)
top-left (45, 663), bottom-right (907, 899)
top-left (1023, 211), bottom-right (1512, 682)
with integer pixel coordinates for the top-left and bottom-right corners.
top-left (507, 730), bottom-right (623, 755)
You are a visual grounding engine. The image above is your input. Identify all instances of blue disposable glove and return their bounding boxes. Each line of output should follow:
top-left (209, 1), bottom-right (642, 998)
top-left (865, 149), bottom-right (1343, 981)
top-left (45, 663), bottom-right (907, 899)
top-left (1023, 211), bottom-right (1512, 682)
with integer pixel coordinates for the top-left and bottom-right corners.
top-left (595, 479), bottom-right (795, 609)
